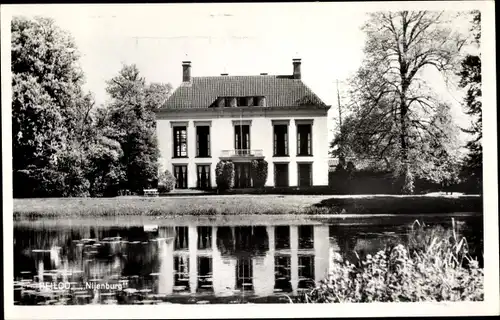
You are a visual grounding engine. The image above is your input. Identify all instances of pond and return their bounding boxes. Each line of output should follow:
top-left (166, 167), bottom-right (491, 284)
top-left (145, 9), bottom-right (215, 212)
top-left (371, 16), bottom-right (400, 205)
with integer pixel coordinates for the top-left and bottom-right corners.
top-left (13, 213), bottom-right (483, 305)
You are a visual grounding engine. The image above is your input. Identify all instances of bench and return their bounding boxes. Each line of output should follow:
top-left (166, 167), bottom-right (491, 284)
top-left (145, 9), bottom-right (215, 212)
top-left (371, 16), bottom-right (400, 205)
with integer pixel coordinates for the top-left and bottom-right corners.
top-left (143, 189), bottom-right (159, 197)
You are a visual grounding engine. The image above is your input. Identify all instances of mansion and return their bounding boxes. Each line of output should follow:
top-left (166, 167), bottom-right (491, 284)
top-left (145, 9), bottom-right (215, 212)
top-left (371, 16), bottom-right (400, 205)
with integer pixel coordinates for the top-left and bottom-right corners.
top-left (155, 59), bottom-right (331, 189)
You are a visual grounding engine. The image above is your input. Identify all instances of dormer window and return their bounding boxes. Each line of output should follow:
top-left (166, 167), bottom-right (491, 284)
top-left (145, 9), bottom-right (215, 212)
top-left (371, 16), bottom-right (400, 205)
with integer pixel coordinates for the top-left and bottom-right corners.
top-left (237, 97), bottom-right (247, 106)
top-left (214, 96), bottom-right (267, 108)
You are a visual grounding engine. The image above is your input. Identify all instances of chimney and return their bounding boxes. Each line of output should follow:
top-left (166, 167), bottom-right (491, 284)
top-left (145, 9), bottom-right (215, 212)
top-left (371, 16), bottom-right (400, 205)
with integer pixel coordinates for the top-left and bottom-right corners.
top-left (182, 61), bottom-right (191, 82)
top-left (221, 73), bottom-right (228, 76)
top-left (292, 58), bottom-right (301, 79)
top-left (260, 73), bottom-right (268, 75)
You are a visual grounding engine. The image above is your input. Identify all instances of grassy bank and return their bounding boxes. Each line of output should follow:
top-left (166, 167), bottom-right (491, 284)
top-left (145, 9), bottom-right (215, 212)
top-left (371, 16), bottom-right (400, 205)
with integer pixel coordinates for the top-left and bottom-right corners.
top-left (13, 195), bottom-right (482, 220)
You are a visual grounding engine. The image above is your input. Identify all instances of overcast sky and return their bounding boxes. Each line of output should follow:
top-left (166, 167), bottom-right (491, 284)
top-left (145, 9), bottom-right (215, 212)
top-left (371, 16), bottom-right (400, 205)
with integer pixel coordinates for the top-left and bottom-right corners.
top-left (4, 2), bottom-right (482, 141)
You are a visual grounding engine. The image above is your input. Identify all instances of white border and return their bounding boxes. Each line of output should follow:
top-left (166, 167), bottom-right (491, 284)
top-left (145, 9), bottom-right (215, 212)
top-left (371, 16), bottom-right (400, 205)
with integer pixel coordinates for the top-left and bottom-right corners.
top-left (2, 1), bottom-right (498, 319)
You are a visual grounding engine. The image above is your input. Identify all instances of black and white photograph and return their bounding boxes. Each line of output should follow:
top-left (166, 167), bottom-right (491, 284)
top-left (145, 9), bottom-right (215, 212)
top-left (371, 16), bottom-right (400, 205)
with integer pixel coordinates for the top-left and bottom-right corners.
top-left (1, 1), bottom-right (498, 319)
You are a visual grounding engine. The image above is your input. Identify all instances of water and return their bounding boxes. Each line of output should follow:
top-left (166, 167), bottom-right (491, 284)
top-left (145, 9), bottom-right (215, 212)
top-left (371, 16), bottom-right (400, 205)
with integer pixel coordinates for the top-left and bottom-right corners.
top-left (13, 214), bottom-right (482, 305)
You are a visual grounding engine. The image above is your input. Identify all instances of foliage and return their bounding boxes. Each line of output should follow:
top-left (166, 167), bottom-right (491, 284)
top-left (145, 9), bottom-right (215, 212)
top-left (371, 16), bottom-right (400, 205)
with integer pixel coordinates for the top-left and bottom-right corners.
top-left (11, 16), bottom-right (90, 197)
top-left (300, 221), bottom-right (483, 303)
top-left (250, 159), bottom-right (268, 188)
top-left (85, 135), bottom-right (125, 197)
top-left (215, 161), bottom-right (235, 191)
top-left (458, 11), bottom-right (482, 193)
top-left (104, 64), bottom-right (171, 193)
top-left (332, 11), bottom-right (465, 193)
top-left (157, 169), bottom-right (176, 193)
top-left (11, 17), bottom-right (173, 198)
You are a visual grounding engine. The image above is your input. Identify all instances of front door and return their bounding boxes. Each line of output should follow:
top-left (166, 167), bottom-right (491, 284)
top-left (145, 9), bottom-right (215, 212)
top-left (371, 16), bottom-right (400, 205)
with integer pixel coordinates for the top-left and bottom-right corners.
top-left (275, 163), bottom-right (289, 187)
top-left (234, 163), bottom-right (252, 188)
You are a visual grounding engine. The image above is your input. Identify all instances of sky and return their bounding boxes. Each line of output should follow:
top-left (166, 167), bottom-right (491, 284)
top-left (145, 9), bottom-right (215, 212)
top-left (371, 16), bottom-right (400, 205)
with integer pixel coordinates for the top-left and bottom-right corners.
top-left (4, 3), bottom-right (480, 142)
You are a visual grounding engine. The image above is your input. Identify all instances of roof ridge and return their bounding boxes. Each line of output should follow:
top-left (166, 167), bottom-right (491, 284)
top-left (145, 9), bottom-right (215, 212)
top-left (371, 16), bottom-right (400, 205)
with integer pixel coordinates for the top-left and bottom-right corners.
top-left (193, 74), bottom-right (280, 78)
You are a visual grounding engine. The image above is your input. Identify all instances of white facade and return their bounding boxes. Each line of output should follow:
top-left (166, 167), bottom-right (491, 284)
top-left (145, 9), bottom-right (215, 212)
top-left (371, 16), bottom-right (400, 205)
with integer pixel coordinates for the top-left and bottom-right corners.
top-left (156, 107), bottom-right (330, 188)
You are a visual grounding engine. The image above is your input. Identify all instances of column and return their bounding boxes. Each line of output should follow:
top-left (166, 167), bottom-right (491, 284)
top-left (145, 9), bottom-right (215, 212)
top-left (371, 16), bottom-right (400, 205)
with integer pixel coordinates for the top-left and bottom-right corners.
top-left (289, 121), bottom-right (298, 187)
top-left (187, 122), bottom-right (197, 188)
top-left (314, 226), bottom-right (330, 283)
top-left (268, 226), bottom-right (275, 254)
top-left (188, 226), bottom-right (198, 293)
top-left (157, 238), bottom-right (173, 295)
top-left (290, 226), bottom-right (299, 295)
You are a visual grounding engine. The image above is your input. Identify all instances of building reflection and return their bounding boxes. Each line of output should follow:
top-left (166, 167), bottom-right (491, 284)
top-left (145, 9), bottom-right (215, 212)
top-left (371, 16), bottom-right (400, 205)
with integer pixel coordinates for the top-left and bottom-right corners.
top-left (17, 223), bottom-right (331, 300)
top-left (155, 224), bottom-right (330, 297)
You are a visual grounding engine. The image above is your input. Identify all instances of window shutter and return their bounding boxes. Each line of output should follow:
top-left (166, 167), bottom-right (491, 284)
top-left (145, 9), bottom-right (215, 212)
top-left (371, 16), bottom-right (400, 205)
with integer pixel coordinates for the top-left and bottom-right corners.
top-left (235, 130), bottom-right (239, 150)
top-left (274, 130), bottom-right (277, 155)
top-left (207, 129), bottom-right (210, 156)
top-left (309, 164), bottom-right (312, 186)
top-left (297, 130), bottom-right (301, 155)
top-left (196, 130), bottom-right (199, 157)
top-left (284, 130), bottom-right (288, 155)
top-left (307, 127), bottom-right (311, 155)
top-left (197, 166), bottom-right (202, 188)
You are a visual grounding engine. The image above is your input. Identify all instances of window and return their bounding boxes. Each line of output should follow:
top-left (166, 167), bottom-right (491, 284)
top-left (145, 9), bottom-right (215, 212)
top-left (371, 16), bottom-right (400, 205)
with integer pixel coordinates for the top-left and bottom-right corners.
top-left (173, 165), bottom-right (188, 189)
top-left (224, 97), bottom-right (237, 108)
top-left (173, 126), bottom-right (188, 158)
top-left (274, 125), bottom-right (289, 156)
top-left (174, 226), bottom-right (189, 250)
top-left (255, 96), bottom-right (266, 107)
top-left (234, 125), bottom-right (250, 152)
top-left (297, 124), bottom-right (312, 156)
top-left (236, 258), bottom-right (253, 290)
top-left (197, 165), bottom-right (211, 189)
top-left (174, 255), bottom-right (190, 291)
top-left (298, 225), bottom-right (314, 250)
top-left (197, 226), bottom-right (212, 250)
top-left (275, 226), bottom-right (290, 250)
top-left (298, 255), bottom-right (315, 288)
top-left (237, 97), bottom-right (247, 106)
top-left (234, 163), bottom-right (252, 188)
top-left (196, 126), bottom-right (210, 157)
top-left (298, 163), bottom-right (312, 187)
top-left (247, 97), bottom-right (254, 106)
top-left (197, 256), bottom-right (213, 292)
top-left (274, 255), bottom-right (292, 291)
top-left (274, 163), bottom-right (289, 187)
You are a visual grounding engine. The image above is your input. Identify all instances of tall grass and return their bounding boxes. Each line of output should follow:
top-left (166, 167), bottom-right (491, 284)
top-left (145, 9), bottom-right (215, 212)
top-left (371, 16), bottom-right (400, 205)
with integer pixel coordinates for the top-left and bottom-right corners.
top-left (13, 196), bottom-right (481, 219)
top-left (299, 219), bottom-right (483, 303)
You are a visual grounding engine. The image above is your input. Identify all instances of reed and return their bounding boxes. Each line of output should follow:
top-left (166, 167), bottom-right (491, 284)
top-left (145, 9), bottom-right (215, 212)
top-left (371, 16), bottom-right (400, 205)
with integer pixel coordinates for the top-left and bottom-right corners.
top-left (299, 219), bottom-right (484, 303)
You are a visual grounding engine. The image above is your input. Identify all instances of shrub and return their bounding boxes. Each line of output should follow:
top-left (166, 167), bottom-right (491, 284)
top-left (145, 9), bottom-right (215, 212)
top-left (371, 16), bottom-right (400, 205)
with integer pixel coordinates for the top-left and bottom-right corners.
top-left (215, 160), bottom-right (235, 191)
top-left (299, 220), bottom-right (484, 303)
top-left (251, 159), bottom-right (268, 188)
top-left (157, 169), bottom-right (176, 193)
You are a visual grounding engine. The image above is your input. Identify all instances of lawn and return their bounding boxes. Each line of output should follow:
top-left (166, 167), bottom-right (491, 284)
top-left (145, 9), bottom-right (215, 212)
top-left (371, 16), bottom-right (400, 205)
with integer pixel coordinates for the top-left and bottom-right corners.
top-left (12, 194), bottom-right (482, 220)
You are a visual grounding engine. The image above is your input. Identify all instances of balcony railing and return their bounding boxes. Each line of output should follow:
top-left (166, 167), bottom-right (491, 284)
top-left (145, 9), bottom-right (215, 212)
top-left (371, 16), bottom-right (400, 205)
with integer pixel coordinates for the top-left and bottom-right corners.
top-left (220, 149), bottom-right (264, 158)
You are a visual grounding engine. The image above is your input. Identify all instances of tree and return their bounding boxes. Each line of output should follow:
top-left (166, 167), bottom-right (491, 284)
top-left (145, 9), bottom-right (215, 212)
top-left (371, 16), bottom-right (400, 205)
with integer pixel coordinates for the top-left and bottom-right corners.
top-left (104, 64), bottom-right (172, 193)
top-left (336, 11), bottom-right (465, 193)
top-left (157, 169), bottom-right (176, 193)
top-left (458, 11), bottom-right (482, 193)
top-left (215, 161), bottom-right (235, 192)
top-left (11, 16), bottom-right (92, 197)
top-left (251, 159), bottom-right (268, 188)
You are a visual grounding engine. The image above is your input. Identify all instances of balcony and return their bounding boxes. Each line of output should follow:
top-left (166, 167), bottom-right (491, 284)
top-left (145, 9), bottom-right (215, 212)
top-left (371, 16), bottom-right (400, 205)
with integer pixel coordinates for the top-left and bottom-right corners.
top-left (220, 149), bottom-right (264, 160)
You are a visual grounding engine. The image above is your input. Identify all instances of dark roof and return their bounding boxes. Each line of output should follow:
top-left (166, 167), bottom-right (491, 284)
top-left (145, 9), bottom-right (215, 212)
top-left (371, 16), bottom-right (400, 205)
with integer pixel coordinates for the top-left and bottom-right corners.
top-left (161, 75), bottom-right (327, 110)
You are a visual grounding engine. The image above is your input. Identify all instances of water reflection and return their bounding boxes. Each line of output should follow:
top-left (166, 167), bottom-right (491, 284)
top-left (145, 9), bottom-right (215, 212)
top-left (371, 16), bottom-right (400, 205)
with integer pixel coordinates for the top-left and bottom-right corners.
top-left (13, 218), bottom-right (481, 305)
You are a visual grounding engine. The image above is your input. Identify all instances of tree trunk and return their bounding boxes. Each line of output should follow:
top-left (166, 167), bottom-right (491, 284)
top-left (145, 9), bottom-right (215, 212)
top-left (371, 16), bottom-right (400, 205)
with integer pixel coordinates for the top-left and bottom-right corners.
top-left (399, 81), bottom-right (414, 194)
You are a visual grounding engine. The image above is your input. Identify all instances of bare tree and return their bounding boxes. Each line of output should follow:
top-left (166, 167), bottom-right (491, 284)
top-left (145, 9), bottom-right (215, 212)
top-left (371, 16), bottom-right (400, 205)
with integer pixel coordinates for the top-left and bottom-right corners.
top-left (342, 11), bottom-right (465, 193)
